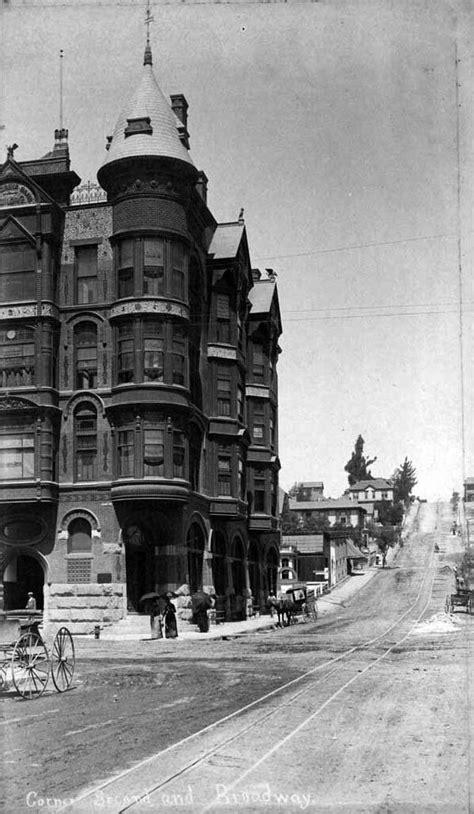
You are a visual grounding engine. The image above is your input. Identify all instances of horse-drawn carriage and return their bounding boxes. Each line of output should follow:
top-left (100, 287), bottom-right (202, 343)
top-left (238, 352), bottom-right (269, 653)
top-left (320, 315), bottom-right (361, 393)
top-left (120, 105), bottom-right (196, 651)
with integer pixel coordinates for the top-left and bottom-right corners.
top-left (0, 612), bottom-right (75, 700)
top-left (268, 587), bottom-right (318, 626)
top-left (445, 588), bottom-right (472, 615)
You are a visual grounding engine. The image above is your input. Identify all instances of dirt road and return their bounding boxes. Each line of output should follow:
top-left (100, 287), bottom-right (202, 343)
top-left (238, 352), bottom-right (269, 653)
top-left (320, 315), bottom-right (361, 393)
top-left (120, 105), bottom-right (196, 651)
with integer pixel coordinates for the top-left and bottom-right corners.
top-left (2, 502), bottom-right (472, 813)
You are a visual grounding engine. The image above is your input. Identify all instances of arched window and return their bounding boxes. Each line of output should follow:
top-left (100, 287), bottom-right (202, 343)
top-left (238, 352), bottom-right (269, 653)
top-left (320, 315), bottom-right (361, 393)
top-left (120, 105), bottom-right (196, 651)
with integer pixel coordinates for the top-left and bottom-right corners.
top-left (187, 523), bottom-right (205, 594)
top-left (74, 404), bottom-right (97, 481)
top-left (67, 517), bottom-right (92, 553)
top-left (75, 322), bottom-right (97, 389)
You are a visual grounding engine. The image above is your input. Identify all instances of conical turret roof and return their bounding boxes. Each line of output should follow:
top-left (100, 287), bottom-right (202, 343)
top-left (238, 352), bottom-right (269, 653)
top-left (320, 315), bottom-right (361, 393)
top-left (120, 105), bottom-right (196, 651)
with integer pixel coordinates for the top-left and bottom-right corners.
top-left (101, 47), bottom-right (194, 170)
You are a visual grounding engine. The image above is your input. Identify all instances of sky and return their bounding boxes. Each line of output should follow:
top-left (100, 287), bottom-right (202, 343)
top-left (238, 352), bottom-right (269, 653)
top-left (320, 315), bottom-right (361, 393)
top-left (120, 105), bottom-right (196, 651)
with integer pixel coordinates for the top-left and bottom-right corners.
top-left (1, 0), bottom-right (472, 500)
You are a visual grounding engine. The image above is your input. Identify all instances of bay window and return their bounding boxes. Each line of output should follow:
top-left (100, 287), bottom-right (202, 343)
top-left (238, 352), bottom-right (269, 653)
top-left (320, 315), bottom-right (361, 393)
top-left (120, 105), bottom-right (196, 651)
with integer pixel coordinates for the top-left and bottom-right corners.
top-left (116, 236), bottom-right (187, 301)
top-left (144, 429), bottom-right (164, 477)
top-left (0, 432), bottom-right (34, 480)
top-left (0, 327), bottom-right (35, 387)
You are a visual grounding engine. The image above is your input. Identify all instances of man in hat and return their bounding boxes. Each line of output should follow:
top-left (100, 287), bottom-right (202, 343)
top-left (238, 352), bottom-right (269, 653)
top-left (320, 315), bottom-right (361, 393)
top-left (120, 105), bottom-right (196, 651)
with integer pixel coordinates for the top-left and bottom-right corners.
top-left (25, 592), bottom-right (37, 611)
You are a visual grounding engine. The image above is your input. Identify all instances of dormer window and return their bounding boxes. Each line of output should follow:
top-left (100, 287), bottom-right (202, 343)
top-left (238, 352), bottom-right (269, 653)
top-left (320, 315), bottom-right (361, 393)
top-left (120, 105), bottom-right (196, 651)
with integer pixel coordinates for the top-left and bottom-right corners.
top-left (124, 117), bottom-right (153, 138)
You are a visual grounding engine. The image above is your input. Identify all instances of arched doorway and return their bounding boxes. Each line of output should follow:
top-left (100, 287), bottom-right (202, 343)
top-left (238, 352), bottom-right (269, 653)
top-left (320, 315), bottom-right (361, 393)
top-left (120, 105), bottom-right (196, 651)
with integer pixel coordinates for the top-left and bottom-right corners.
top-left (123, 524), bottom-right (152, 613)
top-left (187, 523), bottom-right (205, 594)
top-left (248, 539), bottom-right (261, 605)
top-left (3, 553), bottom-right (44, 611)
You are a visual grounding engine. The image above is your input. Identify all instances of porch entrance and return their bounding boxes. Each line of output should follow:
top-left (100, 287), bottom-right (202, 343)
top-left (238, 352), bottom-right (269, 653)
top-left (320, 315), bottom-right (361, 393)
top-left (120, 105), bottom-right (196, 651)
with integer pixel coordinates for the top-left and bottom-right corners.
top-left (2, 553), bottom-right (44, 611)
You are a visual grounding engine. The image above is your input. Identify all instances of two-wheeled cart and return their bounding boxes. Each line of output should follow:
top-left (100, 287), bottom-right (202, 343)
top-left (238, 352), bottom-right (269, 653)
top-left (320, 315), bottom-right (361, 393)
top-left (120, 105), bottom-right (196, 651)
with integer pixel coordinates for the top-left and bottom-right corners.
top-left (0, 612), bottom-right (75, 700)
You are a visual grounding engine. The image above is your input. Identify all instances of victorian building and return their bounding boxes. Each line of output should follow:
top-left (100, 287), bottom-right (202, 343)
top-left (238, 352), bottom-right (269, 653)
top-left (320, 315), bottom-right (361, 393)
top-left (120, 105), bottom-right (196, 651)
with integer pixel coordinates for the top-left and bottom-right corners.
top-left (0, 40), bottom-right (281, 632)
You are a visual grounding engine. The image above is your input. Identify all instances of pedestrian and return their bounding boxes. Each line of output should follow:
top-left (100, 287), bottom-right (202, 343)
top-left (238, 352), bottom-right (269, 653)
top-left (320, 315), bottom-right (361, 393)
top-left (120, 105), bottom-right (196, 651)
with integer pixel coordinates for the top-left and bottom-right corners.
top-left (192, 591), bottom-right (212, 632)
top-left (266, 591), bottom-right (277, 618)
top-left (164, 594), bottom-right (178, 639)
top-left (149, 597), bottom-right (164, 639)
top-left (25, 592), bottom-right (36, 611)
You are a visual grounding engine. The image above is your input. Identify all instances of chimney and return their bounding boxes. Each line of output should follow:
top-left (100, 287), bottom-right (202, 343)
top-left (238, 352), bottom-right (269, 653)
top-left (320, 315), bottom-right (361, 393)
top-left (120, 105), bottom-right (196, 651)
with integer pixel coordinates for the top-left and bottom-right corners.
top-left (54, 128), bottom-right (69, 153)
top-left (170, 94), bottom-right (190, 149)
top-left (196, 171), bottom-right (208, 204)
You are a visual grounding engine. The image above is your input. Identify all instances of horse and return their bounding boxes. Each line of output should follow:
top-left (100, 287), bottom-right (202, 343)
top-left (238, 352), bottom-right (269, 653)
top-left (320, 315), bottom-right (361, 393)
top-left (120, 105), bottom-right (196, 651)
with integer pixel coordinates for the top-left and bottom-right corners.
top-left (267, 595), bottom-right (297, 627)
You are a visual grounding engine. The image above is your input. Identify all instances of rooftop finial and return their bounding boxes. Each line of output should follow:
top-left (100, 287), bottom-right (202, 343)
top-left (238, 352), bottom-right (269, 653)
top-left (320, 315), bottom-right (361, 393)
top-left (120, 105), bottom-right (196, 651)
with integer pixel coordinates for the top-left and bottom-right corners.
top-left (144, 1), bottom-right (154, 66)
top-left (59, 49), bottom-right (64, 129)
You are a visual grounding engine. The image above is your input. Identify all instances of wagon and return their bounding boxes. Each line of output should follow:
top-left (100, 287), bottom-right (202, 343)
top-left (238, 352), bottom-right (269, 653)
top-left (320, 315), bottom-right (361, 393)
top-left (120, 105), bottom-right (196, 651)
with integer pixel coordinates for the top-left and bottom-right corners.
top-left (285, 587), bottom-right (318, 623)
top-left (0, 612), bottom-right (75, 700)
top-left (444, 589), bottom-right (472, 615)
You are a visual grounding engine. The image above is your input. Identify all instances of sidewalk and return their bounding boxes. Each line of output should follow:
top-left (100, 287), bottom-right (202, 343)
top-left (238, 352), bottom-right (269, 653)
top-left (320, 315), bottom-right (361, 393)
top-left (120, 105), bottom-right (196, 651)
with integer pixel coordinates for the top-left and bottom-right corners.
top-left (86, 564), bottom-right (384, 646)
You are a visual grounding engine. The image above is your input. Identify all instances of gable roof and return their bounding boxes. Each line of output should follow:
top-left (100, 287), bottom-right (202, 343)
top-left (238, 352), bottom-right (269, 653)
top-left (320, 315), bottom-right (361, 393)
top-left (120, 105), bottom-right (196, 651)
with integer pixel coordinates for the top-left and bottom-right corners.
top-left (282, 535), bottom-right (324, 554)
top-left (208, 223), bottom-right (245, 260)
top-left (289, 497), bottom-right (365, 512)
top-left (349, 479), bottom-right (393, 491)
top-left (248, 277), bottom-right (282, 335)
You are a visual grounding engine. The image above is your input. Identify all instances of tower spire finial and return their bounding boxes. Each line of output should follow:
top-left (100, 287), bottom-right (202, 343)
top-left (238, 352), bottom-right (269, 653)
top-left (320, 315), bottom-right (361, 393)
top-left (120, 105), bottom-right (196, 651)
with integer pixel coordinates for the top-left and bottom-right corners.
top-left (59, 49), bottom-right (64, 129)
top-left (144, 1), bottom-right (154, 66)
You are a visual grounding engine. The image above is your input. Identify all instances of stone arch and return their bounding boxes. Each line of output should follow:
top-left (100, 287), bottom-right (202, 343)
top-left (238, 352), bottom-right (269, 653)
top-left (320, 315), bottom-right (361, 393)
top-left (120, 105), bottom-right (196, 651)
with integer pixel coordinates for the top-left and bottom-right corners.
top-left (64, 391), bottom-right (106, 419)
top-left (60, 508), bottom-right (101, 534)
top-left (2, 547), bottom-right (49, 611)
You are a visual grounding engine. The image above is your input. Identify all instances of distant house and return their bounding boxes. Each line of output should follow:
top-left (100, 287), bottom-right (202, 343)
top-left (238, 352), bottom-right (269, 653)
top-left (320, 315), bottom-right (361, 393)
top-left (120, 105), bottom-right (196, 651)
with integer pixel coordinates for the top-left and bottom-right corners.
top-left (279, 532), bottom-right (367, 594)
top-left (288, 497), bottom-right (366, 530)
top-left (291, 481), bottom-right (325, 502)
top-left (348, 478), bottom-right (394, 519)
top-left (464, 478), bottom-right (474, 502)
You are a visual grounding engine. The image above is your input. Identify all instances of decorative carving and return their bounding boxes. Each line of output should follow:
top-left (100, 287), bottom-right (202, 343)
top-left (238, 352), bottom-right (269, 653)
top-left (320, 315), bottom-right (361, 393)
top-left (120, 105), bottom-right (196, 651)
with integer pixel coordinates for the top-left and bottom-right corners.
top-left (0, 181), bottom-right (35, 207)
top-left (110, 301), bottom-right (189, 319)
top-left (70, 181), bottom-right (107, 206)
top-left (0, 396), bottom-right (37, 411)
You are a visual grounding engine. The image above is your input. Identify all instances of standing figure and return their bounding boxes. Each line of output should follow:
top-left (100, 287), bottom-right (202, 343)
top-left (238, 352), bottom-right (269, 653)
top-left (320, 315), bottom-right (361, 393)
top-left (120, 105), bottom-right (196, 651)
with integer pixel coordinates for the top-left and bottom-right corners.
top-left (25, 592), bottom-right (36, 611)
top-left (192, 592), bottom-right (212, 632)
top-left (164, 594), bottom-right (178, 639)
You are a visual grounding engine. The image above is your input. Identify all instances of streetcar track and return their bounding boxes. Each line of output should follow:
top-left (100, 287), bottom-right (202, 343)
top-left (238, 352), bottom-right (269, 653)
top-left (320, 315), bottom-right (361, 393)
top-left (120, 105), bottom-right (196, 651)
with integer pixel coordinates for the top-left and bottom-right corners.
top-left (119, 508), bottom-right (444, 813)
top-left (59, 504), bottom-right (447, 813)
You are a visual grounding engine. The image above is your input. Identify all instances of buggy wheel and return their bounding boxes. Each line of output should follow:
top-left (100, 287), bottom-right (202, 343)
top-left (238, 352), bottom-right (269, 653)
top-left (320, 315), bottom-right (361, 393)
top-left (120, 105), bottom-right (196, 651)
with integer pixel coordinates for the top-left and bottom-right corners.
top-left (12, 631), bottom-right (49, 699)
top-left (51, 627), bottom-right (75, 692)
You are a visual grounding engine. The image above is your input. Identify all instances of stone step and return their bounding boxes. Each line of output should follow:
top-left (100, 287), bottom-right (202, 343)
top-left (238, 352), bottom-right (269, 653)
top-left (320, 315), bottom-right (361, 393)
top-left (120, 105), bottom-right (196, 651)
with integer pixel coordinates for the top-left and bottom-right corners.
top-left (100, 613), bottom-right (198, 640)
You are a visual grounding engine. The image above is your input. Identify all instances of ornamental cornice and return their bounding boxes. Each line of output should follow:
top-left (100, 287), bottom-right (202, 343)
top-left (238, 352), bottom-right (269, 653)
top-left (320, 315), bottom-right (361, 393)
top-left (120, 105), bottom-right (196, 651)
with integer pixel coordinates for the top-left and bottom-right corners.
top-left (0, 396), bottom-right (38, 411)
top-left (0, 303), bottom-right (59, 320)
top-left (110, 300), bottom-right (189, 320)
top-left (109, 173), bottom-right (190, 202)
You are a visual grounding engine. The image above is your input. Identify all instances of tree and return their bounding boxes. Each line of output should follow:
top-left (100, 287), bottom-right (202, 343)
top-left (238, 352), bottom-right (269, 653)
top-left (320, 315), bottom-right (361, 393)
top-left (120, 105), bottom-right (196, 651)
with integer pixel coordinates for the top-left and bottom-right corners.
top-left (344, 435), bottom-right (377, 486)
top-left (375, 499), bottom-right (404, 526)
top-left (392, 457), bottom-right (417, 505)
top-left (373, 523), bottom-right (398, 567)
